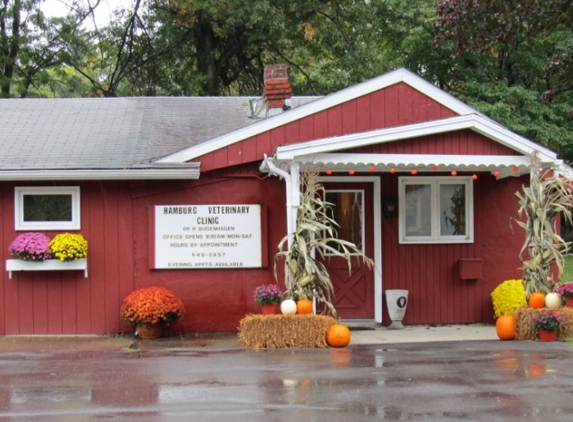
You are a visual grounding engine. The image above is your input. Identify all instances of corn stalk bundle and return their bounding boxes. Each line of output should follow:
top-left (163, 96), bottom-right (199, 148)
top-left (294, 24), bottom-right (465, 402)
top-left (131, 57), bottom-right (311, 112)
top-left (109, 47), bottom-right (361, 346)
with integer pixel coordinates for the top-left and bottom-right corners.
top-left (515, 154), bottom-right (573, 295)
top-left (274, 171), bottom-right (374, 318)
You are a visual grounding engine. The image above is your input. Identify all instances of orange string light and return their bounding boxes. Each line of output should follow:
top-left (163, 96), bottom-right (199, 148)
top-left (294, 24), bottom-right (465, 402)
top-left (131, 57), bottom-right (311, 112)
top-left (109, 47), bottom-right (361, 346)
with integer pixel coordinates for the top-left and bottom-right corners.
top-left (472, 174), bottom-right (478, 180)
top-left (348, 169), bottom-right (355, 175)
top-left (411, 169), bottom-right (417, 175)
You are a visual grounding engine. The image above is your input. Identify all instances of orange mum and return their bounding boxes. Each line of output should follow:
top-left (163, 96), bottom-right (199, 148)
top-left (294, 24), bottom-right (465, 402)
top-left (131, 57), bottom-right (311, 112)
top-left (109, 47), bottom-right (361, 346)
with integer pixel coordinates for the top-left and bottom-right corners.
top-left (120, 286), bottom-right (185, 325)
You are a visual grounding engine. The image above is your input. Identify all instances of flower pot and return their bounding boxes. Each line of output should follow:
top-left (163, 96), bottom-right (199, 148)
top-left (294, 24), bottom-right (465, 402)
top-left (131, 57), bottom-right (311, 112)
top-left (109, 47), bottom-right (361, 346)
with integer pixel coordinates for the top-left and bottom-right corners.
top-left (538, 329), bottom-right (557, 342)
top-left (136, 323), bottom-right (162, 339)
top-left (566, 297), bottom-right (573, 308)
top-left (385, 289), bottom-right (408, 329)
top-left (261, 304), bottom-right (280, 315)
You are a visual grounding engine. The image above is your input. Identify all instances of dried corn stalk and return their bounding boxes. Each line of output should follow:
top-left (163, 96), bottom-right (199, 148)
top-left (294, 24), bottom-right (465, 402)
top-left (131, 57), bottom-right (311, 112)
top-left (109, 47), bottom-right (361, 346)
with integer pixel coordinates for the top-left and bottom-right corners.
top-left (515, 154), bottom-right (573, 295)
top-left (274, 171), bottom-right (374, 318)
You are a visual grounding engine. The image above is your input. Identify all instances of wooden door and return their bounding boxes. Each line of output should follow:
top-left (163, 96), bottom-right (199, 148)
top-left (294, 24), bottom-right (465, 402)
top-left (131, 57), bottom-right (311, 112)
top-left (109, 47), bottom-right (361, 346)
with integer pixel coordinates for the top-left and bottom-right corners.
top-left (322, 182), bottom-right (375, 319)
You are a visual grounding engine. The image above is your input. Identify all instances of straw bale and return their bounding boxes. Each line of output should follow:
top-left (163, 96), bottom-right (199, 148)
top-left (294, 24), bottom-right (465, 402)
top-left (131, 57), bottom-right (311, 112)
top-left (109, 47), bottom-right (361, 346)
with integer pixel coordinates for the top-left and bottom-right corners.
top-left (238, 314), bottom-right (338, 349)
top-left (514, 306), bottom-right (573, 341)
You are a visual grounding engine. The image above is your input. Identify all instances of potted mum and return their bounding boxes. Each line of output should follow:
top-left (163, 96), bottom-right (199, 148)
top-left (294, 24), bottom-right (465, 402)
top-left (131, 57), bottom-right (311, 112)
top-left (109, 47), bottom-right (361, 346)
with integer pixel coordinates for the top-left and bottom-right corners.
top-left (254, 284), bottom-right (283, 315)
top-left (554, 282), bottom-right (573, 307)
top-left (532, 310), bottom-right (564, 342)
top-left (8, 232), bottom-right (52, 262)
top-left (120, 286), bottom-right (185, 339)
top-left (49, 233), bottom-right (88, 261)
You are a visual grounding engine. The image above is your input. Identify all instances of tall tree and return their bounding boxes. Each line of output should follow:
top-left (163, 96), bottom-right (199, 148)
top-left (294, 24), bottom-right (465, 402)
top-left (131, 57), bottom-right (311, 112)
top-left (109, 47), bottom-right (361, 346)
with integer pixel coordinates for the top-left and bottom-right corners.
top-left (130, 0), bottom-right (386, 96)
top-left (433, 0), bottom-right (573, 160)
top-left (0, 0), bottom-right (103, 97)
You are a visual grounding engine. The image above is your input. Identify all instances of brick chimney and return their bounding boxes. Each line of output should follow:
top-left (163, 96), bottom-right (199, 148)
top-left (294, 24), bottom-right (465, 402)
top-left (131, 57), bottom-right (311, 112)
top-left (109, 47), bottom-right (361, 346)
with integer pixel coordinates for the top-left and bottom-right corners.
top-left (264, 64), bottom-right (292, 116)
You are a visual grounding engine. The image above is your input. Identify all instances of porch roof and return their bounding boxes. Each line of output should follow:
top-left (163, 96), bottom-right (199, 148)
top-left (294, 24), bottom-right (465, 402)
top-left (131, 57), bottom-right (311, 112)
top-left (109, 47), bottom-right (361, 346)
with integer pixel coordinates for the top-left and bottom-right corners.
top-left (267, 114), bottom-right (563, 179)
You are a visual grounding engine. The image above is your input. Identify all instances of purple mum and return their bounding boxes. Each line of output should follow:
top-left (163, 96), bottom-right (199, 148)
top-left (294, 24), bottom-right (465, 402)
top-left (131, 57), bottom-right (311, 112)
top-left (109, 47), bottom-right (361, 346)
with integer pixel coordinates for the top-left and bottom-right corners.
top-left (254, 284), bottom-right (283, 305)
top-left (8, 232), bottom-right (52, 262)
top-left (555, 282), bottom-right (573, 298)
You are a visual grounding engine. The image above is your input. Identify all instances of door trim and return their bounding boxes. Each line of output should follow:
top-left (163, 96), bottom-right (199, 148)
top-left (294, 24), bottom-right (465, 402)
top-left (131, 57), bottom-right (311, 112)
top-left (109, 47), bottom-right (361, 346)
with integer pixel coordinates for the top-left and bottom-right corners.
top-left (319, 176), bottom-right (382, 322)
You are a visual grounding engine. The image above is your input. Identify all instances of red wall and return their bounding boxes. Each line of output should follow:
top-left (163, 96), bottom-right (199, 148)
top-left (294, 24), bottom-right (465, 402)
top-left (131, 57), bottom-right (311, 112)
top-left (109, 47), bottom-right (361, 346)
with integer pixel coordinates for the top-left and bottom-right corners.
top-left (379, 172), bottom-right (526, 326)
top-left (129, 165), bottom-right (288, 333)
top-left (0, 168), bottom-right (289, 335)
top-left (0, 181), bottom-right (134, 335)
top-left (0, 166), bottom-right (528, 334)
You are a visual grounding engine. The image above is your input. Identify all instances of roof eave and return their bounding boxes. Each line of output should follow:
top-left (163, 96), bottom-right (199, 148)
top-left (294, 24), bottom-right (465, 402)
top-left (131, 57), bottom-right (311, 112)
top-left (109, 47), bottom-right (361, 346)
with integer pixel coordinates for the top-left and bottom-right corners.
top-left (0, 167), bottom-right (201, 181)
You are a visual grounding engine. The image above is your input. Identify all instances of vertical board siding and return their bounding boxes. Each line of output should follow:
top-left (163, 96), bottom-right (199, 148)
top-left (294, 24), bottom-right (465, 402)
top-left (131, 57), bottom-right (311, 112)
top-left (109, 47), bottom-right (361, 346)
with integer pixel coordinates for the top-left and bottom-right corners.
top-left (352, 130), bottom-right (521, 156)
top-left (0, 181), bottom-right (135, 334)
top-left (130, 173), bottom-right (288, 333)
top-left (198, 82), bottom-right (460, 171)
top-left (0, 171), bottom-right (528, 333)
top-left (380, 173), bottom-right (525, 325)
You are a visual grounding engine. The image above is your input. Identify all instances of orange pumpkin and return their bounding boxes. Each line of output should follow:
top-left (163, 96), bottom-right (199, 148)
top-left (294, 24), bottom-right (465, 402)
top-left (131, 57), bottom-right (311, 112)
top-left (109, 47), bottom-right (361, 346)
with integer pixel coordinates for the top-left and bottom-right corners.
top-left (326, 324), bottom-right (351, 347)
top-left (296, 299), bottom-right (313, 315)
top-left (495, 315), bottom-right (516, 340)
top-left (529, 292), bottom-right (546, 309)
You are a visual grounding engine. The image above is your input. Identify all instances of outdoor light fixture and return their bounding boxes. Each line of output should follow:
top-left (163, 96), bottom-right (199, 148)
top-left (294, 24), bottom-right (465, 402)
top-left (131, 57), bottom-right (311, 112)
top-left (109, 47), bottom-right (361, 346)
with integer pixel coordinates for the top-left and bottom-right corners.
top-left (384, 198), bottom-right (397, 219)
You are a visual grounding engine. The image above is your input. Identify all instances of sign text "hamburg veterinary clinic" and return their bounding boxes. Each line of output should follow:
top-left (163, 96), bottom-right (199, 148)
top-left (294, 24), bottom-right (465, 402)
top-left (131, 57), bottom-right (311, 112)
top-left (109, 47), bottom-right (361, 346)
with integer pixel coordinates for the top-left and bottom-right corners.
top-left (154, 204), bottom-right (262, 269)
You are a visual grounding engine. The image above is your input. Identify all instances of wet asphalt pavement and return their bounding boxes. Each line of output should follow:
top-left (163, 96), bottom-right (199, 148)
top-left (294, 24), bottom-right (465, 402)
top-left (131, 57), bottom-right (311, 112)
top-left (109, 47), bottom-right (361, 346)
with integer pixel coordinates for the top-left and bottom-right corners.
top-left (0, 338), bottom-right (571, 421)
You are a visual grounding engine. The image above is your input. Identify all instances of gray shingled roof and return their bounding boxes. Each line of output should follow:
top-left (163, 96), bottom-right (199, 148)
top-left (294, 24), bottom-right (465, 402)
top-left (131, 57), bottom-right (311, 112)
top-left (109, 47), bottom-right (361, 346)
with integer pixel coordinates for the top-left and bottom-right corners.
top-left (0, 96), bottom-right (318, 172)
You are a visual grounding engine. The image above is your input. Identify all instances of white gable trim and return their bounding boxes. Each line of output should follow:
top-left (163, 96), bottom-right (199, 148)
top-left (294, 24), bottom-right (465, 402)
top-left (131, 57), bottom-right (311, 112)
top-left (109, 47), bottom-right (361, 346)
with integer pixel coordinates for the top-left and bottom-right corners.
top-left (158, 68), bottom-right (478, 164)
top-left (274, 114), bottom-right (558, 165)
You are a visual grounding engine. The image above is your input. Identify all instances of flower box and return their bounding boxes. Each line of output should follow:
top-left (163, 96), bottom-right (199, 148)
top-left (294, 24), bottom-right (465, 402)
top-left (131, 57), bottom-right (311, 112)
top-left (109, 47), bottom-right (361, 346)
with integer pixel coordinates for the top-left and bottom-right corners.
top-left (5, 258), bottom-right (88, 279)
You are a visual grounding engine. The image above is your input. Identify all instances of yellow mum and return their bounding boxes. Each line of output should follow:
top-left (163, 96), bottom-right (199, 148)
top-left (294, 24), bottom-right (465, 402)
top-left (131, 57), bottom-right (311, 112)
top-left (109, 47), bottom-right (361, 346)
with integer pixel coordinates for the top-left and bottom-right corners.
top-left (49, 233), bottom-right (88, 262)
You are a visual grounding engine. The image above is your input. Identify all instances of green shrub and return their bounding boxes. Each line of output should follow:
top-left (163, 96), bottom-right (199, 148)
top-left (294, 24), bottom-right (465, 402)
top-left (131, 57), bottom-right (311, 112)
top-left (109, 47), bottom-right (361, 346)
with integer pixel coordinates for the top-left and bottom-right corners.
top-left (491, 279), bottom-right (527, 318)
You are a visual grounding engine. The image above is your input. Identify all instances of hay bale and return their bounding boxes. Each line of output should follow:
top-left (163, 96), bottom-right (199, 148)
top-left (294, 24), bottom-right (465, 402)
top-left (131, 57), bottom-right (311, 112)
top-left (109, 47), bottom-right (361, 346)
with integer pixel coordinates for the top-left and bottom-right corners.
top-left (514, 306), bottom-right (573, 341)
top-left (238, 314), bottom-right (338, 349)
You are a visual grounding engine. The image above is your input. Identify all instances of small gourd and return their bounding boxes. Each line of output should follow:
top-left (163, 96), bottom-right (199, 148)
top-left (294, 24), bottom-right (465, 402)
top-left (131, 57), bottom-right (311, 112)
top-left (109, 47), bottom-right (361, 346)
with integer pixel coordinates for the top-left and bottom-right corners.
top-left (528, 292), bottom-right (546, 309)
top-left (280, 299), bottom-right (297, 315)
top-left (296, 299), bottom-right (313, 315)
top-left (545, 292), bottom-right (562, 310)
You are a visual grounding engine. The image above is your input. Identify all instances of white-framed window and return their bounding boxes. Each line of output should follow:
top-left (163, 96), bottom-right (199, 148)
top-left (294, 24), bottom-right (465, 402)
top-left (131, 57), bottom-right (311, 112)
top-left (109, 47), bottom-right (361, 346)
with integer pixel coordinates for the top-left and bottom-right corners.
top-left (398, 177), bottom-right (473, 244)
top-left (324, 189), bottom-right (365, 255)
top-left (15, 187), bottom-right (81, 230)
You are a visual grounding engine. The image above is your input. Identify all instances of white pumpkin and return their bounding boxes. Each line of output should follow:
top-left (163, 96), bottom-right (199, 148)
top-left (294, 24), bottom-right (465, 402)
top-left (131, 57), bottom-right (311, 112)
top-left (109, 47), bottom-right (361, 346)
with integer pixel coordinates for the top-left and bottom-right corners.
top-left (280, 299), bottom-right (297, 315)
top-left (545, 292), bottom-right (562, 309)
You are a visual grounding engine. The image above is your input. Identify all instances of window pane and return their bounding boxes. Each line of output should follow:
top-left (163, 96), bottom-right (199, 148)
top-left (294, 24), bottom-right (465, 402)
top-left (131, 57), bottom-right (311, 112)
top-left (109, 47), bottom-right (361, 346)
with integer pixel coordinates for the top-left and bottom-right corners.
top-left (325, 191), bottom-right (363, 252)
top-left (405, 184), bottom-right (431, 236)
top-left (23, 194), bottom-right (72, 222)
top-left (440, 184), bottom-right (466, 236)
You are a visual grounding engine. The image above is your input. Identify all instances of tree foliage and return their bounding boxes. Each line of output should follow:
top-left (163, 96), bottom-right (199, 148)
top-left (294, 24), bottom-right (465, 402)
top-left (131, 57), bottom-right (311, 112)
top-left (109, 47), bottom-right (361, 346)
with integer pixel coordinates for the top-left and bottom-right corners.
top-left (1, 0), bottom-right (573, 162)
top-left (433, 0), bottom-right (573, 160)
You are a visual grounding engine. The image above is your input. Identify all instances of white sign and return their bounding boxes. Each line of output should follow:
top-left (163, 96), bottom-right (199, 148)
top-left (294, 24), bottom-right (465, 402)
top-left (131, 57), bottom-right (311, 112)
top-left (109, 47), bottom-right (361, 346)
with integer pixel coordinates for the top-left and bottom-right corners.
top-left (154, 205), bottom-right (262, 269)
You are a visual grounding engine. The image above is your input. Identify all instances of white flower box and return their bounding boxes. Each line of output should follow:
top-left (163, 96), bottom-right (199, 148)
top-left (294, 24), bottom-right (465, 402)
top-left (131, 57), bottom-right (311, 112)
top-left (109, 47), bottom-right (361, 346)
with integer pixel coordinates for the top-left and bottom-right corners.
top-left (6, 258), bottom-right (88, 279)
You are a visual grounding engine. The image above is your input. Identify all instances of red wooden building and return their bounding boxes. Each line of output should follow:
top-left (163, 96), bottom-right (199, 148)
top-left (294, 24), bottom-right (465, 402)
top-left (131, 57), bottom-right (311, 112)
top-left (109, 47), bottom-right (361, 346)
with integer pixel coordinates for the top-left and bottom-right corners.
top-left (0, 66), bottom-right (566, 334)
